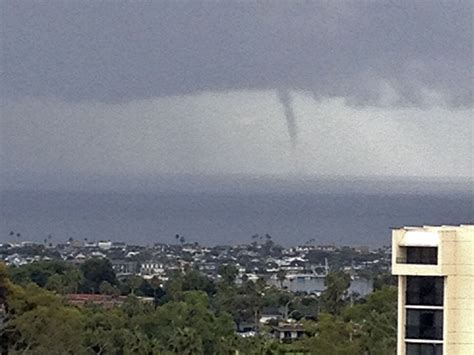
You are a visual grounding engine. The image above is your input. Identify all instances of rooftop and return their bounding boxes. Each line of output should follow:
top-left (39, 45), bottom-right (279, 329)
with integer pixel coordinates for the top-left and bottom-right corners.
top-left (395, 224), bottom-right (473, 232)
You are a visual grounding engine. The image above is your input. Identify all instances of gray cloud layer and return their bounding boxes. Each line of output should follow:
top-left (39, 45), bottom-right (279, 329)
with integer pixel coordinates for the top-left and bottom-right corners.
top-left (2, 93), bottom-right (472, 187)
top-left (2, 1), bottom-right (472, 105)
top-left (1, 1), bottom-right (472, 188)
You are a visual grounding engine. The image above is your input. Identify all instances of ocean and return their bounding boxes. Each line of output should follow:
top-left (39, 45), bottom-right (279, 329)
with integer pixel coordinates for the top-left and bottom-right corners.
top-left (2, 190), bottom-right (472, 247)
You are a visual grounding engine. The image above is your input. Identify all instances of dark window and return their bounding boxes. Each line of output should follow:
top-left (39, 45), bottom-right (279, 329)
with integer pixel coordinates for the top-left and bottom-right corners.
top-left (406, 247), bottom-right (438, 264)
top-left (406, 277), bottom-right (444, 306)
top-left (406, 309), bottom-right (443, 340)
top-left (406, 343), bottom-right (443, 355)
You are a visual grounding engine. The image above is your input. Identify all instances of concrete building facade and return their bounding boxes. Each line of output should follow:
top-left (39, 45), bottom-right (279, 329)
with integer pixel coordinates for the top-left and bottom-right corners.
top-left (392, 225), bottom-right (474, 355)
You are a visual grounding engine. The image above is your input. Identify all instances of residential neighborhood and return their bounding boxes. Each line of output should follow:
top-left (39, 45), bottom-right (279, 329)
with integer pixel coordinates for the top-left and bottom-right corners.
top-left (1, 235), bottom-right (390, 296)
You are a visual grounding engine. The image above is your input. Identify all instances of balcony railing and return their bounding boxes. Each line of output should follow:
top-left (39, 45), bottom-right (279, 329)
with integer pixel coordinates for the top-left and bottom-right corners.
top-left (396, 256), bottom-right (437, 265)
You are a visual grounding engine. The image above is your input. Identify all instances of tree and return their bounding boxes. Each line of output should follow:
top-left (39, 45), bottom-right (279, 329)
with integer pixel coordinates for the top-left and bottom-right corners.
top-left (373, 272), bottom-right (397, 291)
top-left (161, 291), bottom-right (234, 354)
top-left (43, 269), bottom-right (84, 295)
top-left (0, 262), bottom-right (16, 354)
top-left (343, 286), bottom-right (397, 354)
top-left (126, 275), bottom-right (143, 295)
top-left (169, 326), bottom-right (204, 354)
top-left (218, 264), bottom-right (238, 285)
top-left (123, 328), bottom-right (160, 354)
top-left (9, 260), bottom-right (77, 288)
top-left (122, 295), bottom-right (149, 318)
top-left (182, 270), bottom-right (216, 296)
top-left (0, 262), bottom-right (14, 305)
top-left (45, 274), bottom-right (66, 294)
top-left (215, 280), bottom-right (263, 333)
top-left (99, 281), bottom-right (119, 296)
top-left (8, 303), bottom-right (86, 354)
top-left (235, 335), bottom-right (277, 355)
top-left (163, 271), bottom-right (184, 301)
top-left (149, 276), bottom-right (163, 306)
top-left (83, 308), bottom-right (129, 354)
top-left (321, 271), bottom-right (351, 315)
top-left (128, 290), bottom-right (235, 354)
top-left (303, 313), bottom-right (363, 354)
top-left (5, 283), bottom-right (86, 354)
top-left (277, 269), bottom-right (286, 288)
top-left (261, 286), bottom-right (292, 309)
top-left (80, 258), bottom-right (117, 293)
top-left (63, 269), bottom-right (84, 293)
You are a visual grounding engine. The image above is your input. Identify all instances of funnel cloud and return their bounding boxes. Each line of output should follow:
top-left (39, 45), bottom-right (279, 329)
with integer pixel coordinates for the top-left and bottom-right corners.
top-left (277, 88), bottom-right (298, 148)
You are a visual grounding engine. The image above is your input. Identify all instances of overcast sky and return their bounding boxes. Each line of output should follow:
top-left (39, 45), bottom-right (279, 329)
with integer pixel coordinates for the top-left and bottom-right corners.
top-left (1, 1), bottom-right (472, 190)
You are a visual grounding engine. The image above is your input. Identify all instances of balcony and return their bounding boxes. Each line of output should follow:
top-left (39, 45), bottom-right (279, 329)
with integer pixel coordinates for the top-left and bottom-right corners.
top-left (392, 246), bottom-right (442, 275)
top-left (398, 247), bottom-right (438, 265)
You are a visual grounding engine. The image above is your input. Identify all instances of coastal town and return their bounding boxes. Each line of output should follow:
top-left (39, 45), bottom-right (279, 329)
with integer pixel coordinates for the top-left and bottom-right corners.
top-left (1, 0), bottom-right (471, 353)
top-left (0, 233), bottom-right (398, 353)
top-left (1, 234), bottom-right (391, 297)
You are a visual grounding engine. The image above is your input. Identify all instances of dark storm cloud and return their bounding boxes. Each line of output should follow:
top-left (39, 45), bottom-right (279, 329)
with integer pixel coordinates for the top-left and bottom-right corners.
top-left (1, 1), bottom-right (472, 106)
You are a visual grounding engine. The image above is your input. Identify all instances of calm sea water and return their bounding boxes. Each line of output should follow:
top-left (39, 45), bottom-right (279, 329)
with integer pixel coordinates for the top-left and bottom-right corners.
top-left (1, 191), bottom-right (473, 247)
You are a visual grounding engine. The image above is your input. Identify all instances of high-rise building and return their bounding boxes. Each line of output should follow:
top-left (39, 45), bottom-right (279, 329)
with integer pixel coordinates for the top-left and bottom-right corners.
top-left (392, 225), bottom-right (474, 355)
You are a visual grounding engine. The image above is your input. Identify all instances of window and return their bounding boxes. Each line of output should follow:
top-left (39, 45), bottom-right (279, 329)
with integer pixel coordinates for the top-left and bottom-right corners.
top-left (406, 247), bottom-right (438, 264)
top-left (406, 343), bottom-right (443, 355)
top-left (406, 309), bottom-right (443, 340)
top-left (406, 277), bottom-right (444, 306)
